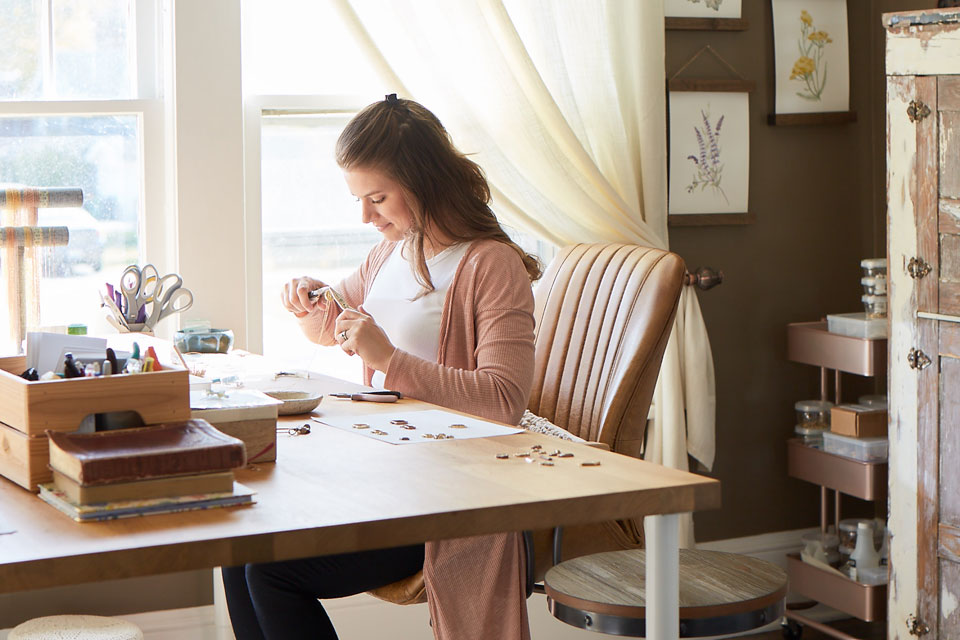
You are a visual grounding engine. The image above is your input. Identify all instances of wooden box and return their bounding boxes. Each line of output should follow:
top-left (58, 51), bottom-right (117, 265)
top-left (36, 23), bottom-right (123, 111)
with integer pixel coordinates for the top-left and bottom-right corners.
top-left (209, 418), bottom-right (277, 463)
top-left (0, 355), bottom-right (190, 491)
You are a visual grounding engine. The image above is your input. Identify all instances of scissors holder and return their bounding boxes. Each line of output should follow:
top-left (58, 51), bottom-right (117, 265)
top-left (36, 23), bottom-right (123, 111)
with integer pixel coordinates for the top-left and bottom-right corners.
top-left (0, 355), bottom-right (190, 491)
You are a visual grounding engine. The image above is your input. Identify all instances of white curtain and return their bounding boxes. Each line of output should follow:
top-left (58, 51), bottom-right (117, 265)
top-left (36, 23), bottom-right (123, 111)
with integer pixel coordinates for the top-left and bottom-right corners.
top-left (334, 0), bottom-right (716, 546)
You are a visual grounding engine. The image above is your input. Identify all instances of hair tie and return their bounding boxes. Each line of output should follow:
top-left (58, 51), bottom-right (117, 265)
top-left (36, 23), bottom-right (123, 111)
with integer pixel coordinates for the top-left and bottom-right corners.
top-left (385, 93), bottom-right (399, 104)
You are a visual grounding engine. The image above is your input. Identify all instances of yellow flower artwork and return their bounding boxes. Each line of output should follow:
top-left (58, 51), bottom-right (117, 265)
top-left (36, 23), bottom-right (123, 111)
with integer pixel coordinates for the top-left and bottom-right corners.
top-left (791, 9), bottom-right (832, 101)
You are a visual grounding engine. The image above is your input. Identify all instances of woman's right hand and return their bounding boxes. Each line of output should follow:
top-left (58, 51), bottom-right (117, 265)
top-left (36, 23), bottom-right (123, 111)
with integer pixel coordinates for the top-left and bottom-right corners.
top-left (281, 276), bottom-right (328, 318)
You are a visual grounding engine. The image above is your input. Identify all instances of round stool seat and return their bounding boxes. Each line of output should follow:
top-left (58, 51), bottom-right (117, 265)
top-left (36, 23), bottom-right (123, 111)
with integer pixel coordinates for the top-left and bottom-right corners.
top-left (9, 615), bottom-right (144, 640)
top-left (544, 549), bottom-right (787, 637)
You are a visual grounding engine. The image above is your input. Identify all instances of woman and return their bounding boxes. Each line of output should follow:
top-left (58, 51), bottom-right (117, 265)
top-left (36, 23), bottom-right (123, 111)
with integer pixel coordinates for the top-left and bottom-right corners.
top-left (223, 94), bottom-right (541, 640)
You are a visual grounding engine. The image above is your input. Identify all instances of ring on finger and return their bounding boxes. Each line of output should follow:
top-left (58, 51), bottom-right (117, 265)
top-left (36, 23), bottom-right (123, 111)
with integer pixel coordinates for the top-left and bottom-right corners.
top-left (339, 330), bottom-right (348, 342)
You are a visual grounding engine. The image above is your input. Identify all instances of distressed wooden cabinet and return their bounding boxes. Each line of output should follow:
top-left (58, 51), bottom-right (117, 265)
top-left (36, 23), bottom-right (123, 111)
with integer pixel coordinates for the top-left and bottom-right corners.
top-left (886, 9), bottom-right (960, 640)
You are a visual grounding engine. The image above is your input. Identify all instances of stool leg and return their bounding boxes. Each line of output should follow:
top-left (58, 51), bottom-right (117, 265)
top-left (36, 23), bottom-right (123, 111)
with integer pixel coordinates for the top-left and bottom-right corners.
top-left (645, 514), bottom-right (679, 640)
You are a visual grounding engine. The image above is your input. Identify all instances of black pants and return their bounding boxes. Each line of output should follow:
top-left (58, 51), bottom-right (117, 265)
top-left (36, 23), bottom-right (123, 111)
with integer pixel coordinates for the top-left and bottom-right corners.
top-left (222, 543), bottom-right (425, 640)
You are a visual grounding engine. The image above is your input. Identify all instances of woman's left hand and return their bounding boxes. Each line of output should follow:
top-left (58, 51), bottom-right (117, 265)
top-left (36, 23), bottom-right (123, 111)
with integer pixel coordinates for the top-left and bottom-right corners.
top-left (334, 308), bottom-right (396, 373)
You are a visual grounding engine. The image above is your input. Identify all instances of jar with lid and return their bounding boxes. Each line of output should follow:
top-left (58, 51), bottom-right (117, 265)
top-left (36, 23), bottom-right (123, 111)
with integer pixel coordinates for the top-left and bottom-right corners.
top-left (861, 258), bottom-right (888, 278)
top-left (839, 518), bottom-right (873, 549)
top-left (795, 424), bottom-right (825, 448)
top-left (801, 530), bottom-right (840, 567)
top-left (795, 400), bottom-right (833, 428)
top-left (862, 294), bottom-right (888, 319)
top-left (861, 276), bottom-right (888, 296)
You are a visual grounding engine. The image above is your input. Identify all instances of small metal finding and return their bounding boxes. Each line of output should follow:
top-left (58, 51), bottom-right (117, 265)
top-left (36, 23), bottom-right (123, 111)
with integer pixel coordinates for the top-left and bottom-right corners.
top-left (278, 424), bottom-right (311, 436)
top-left (496, 453), bottom-right (509, 459)
top-left (449, 423), bottom-right (467, 429)
top-left (352, 423), bottom-right (370, 430)
top-left (371, 429), bottom-right (388, 436)
top-left (540, 461), bottom-right (555, 466)
top-left (400, 436), bottom-right (410, 441)
top-left (400, 424), bottom-right (416, 430)
top-left (581, 461), bottom-right (601, 467)
top-left (557, 452), bottom-right (574, 458)
top-left (390, 419), bottom-right (408, 425)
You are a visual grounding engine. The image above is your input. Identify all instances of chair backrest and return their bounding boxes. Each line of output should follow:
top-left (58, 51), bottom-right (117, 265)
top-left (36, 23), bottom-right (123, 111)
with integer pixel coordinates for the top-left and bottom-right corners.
top-left (529, 243), bottom-right (685, 457)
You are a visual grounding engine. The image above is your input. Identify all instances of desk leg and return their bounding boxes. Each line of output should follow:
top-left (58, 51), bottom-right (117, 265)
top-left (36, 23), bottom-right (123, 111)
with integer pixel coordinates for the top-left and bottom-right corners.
top-left (644, 514), bottom-right (679, 640)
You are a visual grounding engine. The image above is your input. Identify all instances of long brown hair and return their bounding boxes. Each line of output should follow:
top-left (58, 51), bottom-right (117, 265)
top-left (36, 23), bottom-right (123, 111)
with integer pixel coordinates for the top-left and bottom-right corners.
top-left (335, 94), bottom-right (541, 292)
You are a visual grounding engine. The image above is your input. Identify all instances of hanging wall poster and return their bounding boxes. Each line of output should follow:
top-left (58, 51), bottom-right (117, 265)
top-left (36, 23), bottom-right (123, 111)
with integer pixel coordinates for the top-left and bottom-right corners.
top-left (772, 0), bottom-right (849, 114)
top-left (668, 91), bottom-right (749, 217)
top-left (665, 0), bottom-right (742, 18)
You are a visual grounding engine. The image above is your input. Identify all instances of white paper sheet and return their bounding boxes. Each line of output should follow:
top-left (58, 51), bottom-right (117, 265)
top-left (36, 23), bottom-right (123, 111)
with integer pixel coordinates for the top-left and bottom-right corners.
top-left (313, 409), bottom-right (522, 445)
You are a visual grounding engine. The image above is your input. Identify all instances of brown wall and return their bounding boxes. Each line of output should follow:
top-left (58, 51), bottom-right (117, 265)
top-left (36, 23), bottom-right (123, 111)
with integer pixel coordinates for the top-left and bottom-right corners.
top-left (668, 0), bottom-right (927, 542)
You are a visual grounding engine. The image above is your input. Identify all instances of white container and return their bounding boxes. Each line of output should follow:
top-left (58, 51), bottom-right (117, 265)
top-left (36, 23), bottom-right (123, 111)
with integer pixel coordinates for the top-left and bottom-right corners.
top-left (827, 312), bottom-right (888, 339)
top-left (858, 565), bottom-right (888, 586)
top-left (822, 431), bottom-right (888, 462)
top-left (858, 394), bottom-right (888, 410)
top-left (862, 294), bottom-right (888, 319)
top-left (861, 258), bottom-right (887, 278)
top-left (849, 521), bottom-right (880, 572)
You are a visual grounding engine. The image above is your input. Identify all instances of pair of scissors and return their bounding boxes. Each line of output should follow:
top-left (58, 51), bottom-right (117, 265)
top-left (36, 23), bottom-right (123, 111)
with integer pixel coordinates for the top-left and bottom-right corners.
top-left (145, 282), bottom-right (193, 329)
top-left (120, 264), bottom-right (160, 323)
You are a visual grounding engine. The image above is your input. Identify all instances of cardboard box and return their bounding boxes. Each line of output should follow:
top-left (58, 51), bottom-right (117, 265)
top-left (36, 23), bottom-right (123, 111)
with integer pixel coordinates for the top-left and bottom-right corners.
top-left (0, 355), bottom-right (190, 491)
top-left (190, 389), bottom-right (282, 463)
top-left (831, 404), bottom-right (887, 438)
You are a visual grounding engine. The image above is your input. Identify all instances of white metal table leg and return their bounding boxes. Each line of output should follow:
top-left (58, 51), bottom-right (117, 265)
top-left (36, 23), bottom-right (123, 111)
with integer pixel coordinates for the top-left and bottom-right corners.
top-left (645, 514), bottom-right (679, 640)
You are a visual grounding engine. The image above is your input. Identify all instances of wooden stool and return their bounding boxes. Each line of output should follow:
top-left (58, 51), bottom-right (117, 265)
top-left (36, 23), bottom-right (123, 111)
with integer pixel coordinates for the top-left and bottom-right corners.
top-left (544, 549), bottom-right (788, 637)
top-left (8, 615), bottom-right (143, 640)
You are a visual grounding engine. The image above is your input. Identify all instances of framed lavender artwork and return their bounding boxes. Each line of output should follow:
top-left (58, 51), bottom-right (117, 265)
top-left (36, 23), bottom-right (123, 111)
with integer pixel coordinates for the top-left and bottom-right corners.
top-left (665, 0), bottom-right (743, 18)
top-left (668, 91), bottom-right (750, 223)
top-left (771, 0), bottom-right (849, 115)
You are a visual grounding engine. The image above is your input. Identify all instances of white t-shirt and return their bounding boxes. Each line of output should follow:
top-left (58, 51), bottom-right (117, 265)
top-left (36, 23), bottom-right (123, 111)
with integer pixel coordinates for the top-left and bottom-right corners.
top-left (364, 242), bottom-right (470, 389)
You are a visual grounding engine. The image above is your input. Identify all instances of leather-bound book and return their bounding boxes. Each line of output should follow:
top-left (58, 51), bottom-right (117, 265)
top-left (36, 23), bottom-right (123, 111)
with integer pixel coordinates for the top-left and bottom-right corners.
top-left (47, 419), bottom-right (247, 485)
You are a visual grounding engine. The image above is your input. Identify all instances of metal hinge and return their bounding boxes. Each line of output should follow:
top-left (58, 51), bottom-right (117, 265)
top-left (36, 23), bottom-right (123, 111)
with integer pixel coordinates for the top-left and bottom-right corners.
top-left (907, 613), bottom-right (930, 636)
top-left (908, 100), bottom-right (932, 122)
top-left (907, 348), bottom-right (932, 370)
top-left (907, 256), bottom-right (932, 279)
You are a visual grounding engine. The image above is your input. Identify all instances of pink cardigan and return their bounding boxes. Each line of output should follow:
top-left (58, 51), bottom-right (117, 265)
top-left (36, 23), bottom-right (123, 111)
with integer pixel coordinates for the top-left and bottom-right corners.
top-left (298, 238), bottom-right (534, 640)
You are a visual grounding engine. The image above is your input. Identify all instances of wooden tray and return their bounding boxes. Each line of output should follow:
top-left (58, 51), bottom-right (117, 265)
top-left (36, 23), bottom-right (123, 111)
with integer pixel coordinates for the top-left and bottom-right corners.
top-left (0, 355), bottom-right (190, 436)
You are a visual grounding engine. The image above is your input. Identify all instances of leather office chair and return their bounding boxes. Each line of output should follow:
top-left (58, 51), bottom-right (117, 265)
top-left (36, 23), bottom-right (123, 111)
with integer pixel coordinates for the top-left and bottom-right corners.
top-left (368, 242), bottom-right (685, 606)
top-left (533, 244), bottom-right (787, 637)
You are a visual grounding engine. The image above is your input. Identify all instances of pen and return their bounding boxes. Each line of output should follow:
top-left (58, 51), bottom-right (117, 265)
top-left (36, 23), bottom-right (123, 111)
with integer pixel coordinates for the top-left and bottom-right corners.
top-left (330, 390), bottom-right (403, 402)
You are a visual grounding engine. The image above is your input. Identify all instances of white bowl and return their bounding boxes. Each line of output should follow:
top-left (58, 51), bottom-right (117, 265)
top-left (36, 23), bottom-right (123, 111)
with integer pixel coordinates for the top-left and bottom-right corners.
top-left (264, 391), bottom-right (323, 415)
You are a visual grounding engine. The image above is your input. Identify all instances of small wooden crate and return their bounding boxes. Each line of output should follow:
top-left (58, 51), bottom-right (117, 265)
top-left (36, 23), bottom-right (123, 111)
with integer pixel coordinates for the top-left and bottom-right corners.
top-left (0, 355), bottom-right (190, 491)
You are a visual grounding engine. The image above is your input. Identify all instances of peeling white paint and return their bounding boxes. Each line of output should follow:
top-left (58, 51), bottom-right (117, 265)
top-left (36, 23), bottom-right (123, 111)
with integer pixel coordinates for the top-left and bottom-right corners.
top-left (886, 74), bottom-right (922, 640)
top-left (888, 25), bottom-right (960, 75)
top-left (944, 582), bottom-right (960, 619)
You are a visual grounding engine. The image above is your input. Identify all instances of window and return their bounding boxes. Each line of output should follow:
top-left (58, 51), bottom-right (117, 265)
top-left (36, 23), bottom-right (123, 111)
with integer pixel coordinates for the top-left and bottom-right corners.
top-left (243, 0), bottom-right (554, 379)
top-left (0, 0), bottom-right (163, 353)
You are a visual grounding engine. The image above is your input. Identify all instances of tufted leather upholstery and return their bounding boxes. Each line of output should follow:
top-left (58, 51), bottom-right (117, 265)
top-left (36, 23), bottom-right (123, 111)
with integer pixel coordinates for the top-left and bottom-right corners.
top-left (528, 243), bottom-right (686, 581)
top-left (529, 243), bottom-right (685, 456)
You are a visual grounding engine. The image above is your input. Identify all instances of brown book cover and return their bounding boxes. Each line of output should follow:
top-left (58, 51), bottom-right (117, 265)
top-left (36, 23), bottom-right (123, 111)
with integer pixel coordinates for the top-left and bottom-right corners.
top-left (52, 468), bottom-right (236, 505)
top-left (47, 419), bottom-right (247, 485)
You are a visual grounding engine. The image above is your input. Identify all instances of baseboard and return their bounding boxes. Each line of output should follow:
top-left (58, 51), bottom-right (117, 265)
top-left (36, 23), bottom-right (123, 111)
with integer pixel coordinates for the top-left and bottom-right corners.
top-left (1, 528), bottom-right (853, 639)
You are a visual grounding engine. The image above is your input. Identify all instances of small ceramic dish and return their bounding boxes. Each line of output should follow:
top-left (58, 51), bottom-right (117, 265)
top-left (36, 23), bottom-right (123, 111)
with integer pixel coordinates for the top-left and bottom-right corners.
top-left (264, 391), bottom-right (324, 415)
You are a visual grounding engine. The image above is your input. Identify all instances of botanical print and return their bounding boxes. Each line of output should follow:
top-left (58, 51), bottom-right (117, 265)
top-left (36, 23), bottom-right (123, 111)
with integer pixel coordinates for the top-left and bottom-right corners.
top-left (790, 9), bottom-right (832, 101)
top-left (668, 91), bottom-right (749, 215)
top-left (686, 110), bottom-right (728, 204)
top-left (772, 0), bottom-right (849, 114)
top-left (686, 0), bottom-right (724, 11)
top-left (664, 0), bottom-right (740, 19)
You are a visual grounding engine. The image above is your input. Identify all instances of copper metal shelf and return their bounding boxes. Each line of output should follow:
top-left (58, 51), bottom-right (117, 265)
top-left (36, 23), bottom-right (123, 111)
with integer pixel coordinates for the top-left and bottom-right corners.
top-left (787, 439), bottom-right (887, 501)
top-left (786, 321), bottom-right (887, 376)
top-left (786, 554), bottom-right (887, 622)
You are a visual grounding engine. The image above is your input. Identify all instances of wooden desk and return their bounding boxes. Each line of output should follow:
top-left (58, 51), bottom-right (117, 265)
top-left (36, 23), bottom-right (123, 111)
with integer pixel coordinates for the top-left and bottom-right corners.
top-left (0, 372), bottom-right (719, 638)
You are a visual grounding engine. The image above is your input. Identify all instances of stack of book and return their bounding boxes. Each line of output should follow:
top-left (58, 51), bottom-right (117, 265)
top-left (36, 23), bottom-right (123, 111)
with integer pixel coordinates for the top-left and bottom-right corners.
top-left (38, 419), bottom-right (252, 522)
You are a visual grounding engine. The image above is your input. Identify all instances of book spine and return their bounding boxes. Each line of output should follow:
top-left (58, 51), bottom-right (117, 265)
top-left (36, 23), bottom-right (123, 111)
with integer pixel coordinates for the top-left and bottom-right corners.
top-left (79, 445), bottom-right (245, 484)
